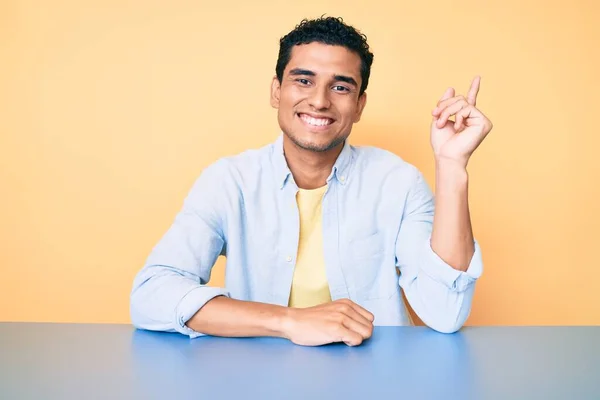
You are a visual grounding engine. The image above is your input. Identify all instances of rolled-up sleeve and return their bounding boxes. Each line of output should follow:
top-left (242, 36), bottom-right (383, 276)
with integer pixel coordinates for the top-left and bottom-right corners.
top-left (130, 160), bottom-right (231, 338)
top-left (395, 169), bottom-right (483, 334)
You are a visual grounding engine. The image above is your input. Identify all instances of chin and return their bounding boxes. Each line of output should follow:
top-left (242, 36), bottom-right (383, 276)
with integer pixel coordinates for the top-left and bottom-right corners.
top-left (286, 131), bottom-right (346, 153)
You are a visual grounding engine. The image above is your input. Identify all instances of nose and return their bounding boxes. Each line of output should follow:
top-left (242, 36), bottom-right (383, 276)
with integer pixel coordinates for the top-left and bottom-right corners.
top-left (308, 85), bottom-right (331, 110)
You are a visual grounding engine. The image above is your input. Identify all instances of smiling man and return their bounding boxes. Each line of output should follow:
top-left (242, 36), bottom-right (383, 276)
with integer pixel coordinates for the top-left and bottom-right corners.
top-left (130, 16), bottom-right (493, 346)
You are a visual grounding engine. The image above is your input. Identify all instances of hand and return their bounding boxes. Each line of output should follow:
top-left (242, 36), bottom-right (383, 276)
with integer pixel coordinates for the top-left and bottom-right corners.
top-left (430, 76), bottom-right (493, 168)
top-left (282, 299), bottom-right (374, 346)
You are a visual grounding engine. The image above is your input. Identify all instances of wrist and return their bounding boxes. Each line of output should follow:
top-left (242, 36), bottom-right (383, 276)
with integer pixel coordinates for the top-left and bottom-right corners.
top-left (435, 154), bottom-right (468, 170)
top-left (435, 158), bottom-right (469, 187)
top-left (278, 307), bottom-right (298, 340)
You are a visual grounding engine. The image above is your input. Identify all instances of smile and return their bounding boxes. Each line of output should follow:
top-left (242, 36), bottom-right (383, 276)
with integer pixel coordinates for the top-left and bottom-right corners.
top-left (298, 113), bottom-right (334, 127)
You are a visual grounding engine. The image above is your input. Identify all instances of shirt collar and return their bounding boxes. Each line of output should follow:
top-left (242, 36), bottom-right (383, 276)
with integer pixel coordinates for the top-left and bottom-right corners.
top-left (271, 133), bottom-right (354, 190)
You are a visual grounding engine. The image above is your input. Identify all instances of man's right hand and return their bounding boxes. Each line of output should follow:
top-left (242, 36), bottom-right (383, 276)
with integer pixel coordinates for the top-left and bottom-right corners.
top-left (282, 299), bottom-right (374, 347)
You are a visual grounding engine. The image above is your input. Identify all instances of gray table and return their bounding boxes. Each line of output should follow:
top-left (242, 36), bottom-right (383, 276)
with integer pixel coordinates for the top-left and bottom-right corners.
top-left (1, 323), bottom-right (599, 399)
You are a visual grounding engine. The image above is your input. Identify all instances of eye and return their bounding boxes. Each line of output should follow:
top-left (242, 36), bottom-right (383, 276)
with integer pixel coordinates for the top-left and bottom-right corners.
top-left (333, 85), bottom-right (350, 92)
top-left (296, 78), bottom-right (311, 85)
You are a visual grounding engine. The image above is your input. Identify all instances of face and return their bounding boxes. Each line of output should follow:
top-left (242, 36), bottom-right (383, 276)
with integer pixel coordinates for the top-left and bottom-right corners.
top-left (271, 42), bottom-right (367, 153)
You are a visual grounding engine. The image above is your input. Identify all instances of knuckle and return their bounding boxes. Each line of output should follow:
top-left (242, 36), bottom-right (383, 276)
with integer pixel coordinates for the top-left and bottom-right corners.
top-left (360, 328), bottom-right (370, 339)
top-left (338, 304), bottom-right (351, 313)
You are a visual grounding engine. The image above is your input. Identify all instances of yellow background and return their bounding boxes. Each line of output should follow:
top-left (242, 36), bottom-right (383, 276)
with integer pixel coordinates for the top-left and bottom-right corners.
top-left (1, 0), bottom-right (598, 326)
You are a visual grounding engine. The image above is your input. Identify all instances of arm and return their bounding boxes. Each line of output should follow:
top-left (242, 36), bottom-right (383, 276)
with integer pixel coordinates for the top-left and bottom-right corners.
top-left (186, 296), bottom-right (289, 338)
top-left (395, 169), bottom-right (482, 334)
top-left (396, 76), bottom-right (493, 333)
top-left (429, 75), bottom-right (493, 270)
top-left (130, 160), bottom-right (231, 338)
top-left (131, 160), bottom-right (374, 345)
top-left (430, 159), bottom-right (474, 271)
top-left (187, 296), bottom-right (374, 347)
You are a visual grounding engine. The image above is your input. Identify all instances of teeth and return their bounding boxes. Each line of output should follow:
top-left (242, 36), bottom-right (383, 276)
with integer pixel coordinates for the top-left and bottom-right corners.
top-left (301, 114), bottom-right (331, 126)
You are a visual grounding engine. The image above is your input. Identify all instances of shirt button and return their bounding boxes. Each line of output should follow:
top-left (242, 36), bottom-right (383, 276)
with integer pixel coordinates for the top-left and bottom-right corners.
top-left (286, 256), bottom-right (293, 262)
top-left (339, 175), bottom-right (345, 182)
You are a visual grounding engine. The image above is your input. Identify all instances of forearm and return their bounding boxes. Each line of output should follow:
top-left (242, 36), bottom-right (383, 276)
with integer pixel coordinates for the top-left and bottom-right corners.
top-left (431, 159), bottom-right (474, 271)
top-left (186, 296), bottom-right (292, 338)
top-left (130, 266), bottom-right (229, 335)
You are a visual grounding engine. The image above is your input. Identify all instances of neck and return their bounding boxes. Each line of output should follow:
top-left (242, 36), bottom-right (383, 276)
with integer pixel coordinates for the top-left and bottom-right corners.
top-left (282, 136), bottom-right (344, 190)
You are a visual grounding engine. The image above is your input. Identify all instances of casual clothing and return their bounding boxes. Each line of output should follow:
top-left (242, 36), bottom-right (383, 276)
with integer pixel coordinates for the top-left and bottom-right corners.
top-left (130, 134), bottom-right (483, 338)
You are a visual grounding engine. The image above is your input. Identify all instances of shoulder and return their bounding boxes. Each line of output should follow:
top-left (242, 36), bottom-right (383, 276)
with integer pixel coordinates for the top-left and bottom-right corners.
top-left (350, 144), bottom-right (423, 185)
top-left (193, 139), bottom-right (275, 188)
top-left (221, 141), bottom-right (274, 174)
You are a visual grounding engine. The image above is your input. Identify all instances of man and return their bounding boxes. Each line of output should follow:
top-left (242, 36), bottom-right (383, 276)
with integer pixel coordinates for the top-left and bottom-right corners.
top-left (130, 16), bottom-right (493, 346)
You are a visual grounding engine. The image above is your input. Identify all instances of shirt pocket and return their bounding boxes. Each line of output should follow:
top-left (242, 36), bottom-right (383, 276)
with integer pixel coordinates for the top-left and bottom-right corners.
top-left (346, 232), bottom-right (394, 300)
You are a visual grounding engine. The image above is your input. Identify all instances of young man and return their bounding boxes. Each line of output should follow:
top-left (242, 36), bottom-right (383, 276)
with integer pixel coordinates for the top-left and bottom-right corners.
top-left (130, 16), bottom-right (493, 346)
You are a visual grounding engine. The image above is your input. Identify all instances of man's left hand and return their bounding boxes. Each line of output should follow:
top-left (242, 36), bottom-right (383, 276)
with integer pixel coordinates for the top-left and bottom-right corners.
top-left (430, 76), bottom-right (493, 168)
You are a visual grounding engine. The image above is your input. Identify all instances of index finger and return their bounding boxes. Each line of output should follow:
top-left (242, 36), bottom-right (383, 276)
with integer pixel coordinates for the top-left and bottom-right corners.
top-left (467, 75), bottom-right (481, 106)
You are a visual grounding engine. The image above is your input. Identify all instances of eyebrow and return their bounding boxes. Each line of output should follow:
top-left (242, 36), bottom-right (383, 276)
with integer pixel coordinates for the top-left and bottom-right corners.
top-left (289, 68), bottom-right (315, 77)
top-left (289, 68), bottom-right (358, 87)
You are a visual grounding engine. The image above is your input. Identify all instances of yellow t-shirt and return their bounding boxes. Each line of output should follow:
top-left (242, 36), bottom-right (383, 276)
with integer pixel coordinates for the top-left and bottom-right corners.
top-left (288, 185), bottom-right (332, 308)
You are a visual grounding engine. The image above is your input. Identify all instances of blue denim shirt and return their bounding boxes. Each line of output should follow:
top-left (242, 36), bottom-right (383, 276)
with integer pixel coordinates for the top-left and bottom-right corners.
top-left (130, 135), bottom-right (483, 338)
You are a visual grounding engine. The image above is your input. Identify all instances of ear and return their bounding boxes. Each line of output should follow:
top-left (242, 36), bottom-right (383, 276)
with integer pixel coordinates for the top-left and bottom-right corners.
top-left (270, 76), bottom-right (281, 109)
top-left (353, 92), bottom-right (368, 123)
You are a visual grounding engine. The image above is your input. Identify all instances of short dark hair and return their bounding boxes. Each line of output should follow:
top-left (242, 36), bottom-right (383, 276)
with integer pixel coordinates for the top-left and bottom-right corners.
top-left (275, 16), bottom-right (374, 96)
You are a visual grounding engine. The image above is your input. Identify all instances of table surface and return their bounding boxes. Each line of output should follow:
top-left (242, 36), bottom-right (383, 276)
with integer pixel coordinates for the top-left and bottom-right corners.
top-left (1, 323), bottom-right (599, 400)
